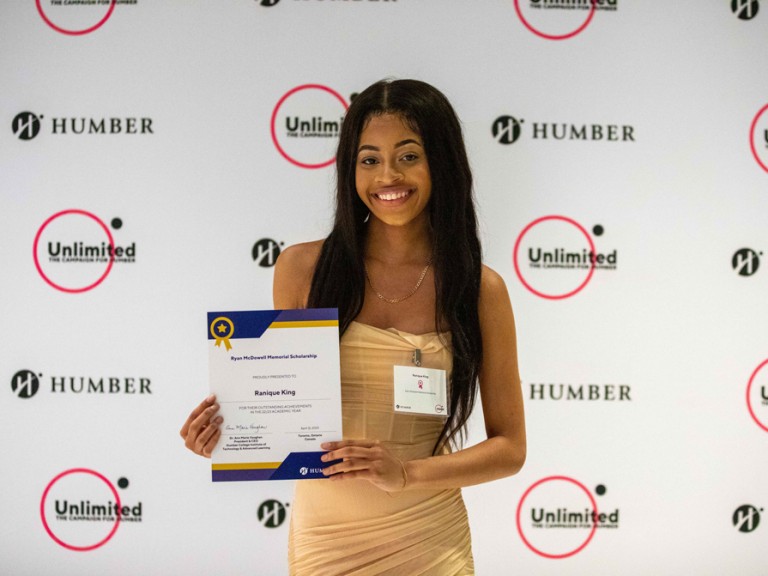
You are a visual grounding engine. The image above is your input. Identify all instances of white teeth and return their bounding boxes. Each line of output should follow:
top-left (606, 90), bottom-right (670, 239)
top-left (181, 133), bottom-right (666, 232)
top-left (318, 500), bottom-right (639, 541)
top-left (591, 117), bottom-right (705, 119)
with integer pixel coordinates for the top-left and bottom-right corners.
top-left (377, 190), bottom-right (409, 201)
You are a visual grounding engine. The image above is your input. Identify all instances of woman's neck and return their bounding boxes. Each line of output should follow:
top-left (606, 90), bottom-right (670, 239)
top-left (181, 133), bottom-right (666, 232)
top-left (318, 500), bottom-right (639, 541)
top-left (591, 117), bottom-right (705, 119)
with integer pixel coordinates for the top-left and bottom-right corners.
top-left (364, 217), bottom-right (432, 266)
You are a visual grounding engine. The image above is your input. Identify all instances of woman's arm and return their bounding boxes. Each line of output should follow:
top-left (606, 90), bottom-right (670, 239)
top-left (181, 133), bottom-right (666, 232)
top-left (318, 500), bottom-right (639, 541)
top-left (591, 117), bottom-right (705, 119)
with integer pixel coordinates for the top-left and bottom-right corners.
top-left (272, 241), bottom-right (322, 309)
top-left (321, 265), bottom-right (526, 491)
top-left (404, 266), bottom-right (526, 488)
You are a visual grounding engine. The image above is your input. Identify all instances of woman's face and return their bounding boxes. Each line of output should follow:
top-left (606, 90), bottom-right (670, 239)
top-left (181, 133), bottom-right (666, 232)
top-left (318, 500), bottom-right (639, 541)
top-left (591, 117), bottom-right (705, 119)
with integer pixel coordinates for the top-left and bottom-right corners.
top-left (355, 113), bottom-right (432, 229)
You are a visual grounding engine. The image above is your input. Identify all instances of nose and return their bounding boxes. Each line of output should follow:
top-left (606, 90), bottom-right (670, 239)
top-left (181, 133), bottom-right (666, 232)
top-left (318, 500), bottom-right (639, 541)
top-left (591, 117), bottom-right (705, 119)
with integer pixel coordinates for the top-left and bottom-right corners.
top-left (375, 160), bottom-right (403, 184)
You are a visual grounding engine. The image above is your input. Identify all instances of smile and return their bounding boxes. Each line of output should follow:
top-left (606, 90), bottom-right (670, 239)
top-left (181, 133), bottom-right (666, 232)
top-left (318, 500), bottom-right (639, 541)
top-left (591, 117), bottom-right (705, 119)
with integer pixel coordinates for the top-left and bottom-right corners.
top-left (375, 189), bottom-right (412, 201)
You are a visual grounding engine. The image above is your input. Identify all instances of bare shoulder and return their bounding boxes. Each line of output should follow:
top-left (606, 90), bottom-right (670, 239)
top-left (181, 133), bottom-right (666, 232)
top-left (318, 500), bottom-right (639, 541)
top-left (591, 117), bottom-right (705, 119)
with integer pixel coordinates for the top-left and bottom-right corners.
top-left (479, 264), bottom-right (516, 327)
top-left (277, 240), bottom-right (324, 274)
top-left (480, 264), bottom-right (511, 305)
top-left (273, 240), bottom-right (324, 309)
top-left (478, 265), bottom-right (519, 384)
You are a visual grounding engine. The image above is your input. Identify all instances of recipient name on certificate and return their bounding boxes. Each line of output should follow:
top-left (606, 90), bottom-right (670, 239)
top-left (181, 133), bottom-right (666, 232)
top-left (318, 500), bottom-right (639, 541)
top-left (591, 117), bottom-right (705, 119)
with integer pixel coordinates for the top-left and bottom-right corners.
top-left (207, 308), bottom-right (341, 482)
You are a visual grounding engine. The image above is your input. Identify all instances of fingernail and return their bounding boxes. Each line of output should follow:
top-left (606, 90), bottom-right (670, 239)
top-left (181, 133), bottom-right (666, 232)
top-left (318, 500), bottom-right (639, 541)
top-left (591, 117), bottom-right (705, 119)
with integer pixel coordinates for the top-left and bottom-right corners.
top-left (321, 442), bottom-right (330, 449)
top-left (214, 416), bottom-right (223, 424)
top-left (206, 394), bottom-right (215, 402)
top-left (320, 454), bottom-right (327, 462)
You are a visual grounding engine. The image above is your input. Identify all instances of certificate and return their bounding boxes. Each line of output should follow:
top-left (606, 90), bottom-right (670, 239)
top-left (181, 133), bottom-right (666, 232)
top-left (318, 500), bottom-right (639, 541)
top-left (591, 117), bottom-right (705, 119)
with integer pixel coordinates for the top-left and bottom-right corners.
top-left (207, 308), bottom-right (342, 482)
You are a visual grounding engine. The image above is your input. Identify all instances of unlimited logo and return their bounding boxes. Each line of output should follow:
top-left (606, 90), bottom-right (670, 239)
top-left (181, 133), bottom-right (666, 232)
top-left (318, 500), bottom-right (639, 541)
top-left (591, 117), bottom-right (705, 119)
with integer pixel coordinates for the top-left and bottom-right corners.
top-left (33, 210), bottom-right (136, 293)
top-left (746, 358), bottom-right (768, 433)
top-left (749, 103), bottom-right (768, 174)
top-left (35, 0), bottom-right (125, 36)
top-left (513, 0), bottom-right (618, 41)
top-left (270, 84), bottom-right (348, 169)
top-left (516, 476), bottom-right (618, 559)
top-left (40, 469), bottom-right (142, 551)
top-left (513, 216), bottom-right (617, 299)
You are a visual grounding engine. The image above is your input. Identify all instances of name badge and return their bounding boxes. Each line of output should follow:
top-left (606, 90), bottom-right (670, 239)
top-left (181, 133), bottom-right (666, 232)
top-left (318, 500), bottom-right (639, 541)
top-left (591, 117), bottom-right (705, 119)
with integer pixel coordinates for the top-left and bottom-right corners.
top-left (393, 365), bottom-right (449, 417)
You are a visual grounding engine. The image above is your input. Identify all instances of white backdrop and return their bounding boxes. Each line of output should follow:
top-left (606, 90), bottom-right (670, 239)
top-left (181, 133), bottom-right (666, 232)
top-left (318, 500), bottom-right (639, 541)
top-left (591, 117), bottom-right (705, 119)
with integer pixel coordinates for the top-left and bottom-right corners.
top-left (1, 1), bottom-right (767, 574)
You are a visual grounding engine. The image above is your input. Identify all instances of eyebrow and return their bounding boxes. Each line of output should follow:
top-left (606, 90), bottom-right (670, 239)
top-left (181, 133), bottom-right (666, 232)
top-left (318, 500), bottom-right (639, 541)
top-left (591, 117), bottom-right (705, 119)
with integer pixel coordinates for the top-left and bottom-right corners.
top-left (357, 139), bottom-right (423, 153)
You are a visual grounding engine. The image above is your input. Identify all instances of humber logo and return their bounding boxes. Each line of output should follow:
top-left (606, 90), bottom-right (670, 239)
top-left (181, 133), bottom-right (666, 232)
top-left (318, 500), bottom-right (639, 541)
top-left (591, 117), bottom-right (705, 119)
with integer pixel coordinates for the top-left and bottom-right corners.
top-left (732, 0), bottom-right (760, 20)
top-left (253, 239), bottom-right (283, 267)
top-left (257, 500), bottom-right (288, 528)
top-left (733, 504), bottom-right (761, 532)
top-left (732, 248), bottom-right (760, 276)
top-left (12, 112), bottom-right (42, 140)
top-left (11, 370), bottom-right (40, 399)
top-left (492, 116), bottom-right (523, 145)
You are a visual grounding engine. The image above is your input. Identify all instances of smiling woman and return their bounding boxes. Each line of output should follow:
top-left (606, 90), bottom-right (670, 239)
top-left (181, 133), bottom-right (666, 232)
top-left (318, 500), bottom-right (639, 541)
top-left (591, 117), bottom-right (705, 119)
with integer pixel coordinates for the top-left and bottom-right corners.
top-left (181, 79), bottom-right (526, 575)
top-left (355, 114), bottom-right (432, 229)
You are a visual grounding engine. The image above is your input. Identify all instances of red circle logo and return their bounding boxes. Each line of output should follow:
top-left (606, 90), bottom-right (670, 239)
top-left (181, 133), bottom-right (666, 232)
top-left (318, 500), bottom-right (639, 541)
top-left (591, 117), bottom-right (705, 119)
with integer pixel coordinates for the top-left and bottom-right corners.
top-left (516, 475), bottom-right (599, 559)
top-left (270, 84), bottom-right (348, 169)
top-left (36, 0), bottom-right (116, 36)
top-left (33, 209), bottom-right (115, 293)
top-left (513, 0), bottom-right (596, 40)
top-left (513, 215), bottom-right (597, 299)
top-left (746, 358), bottom-right (768, 433)
top-left (749, 103), bottom-right (768, 174)
top-left (40, 468), bottom-right (121, 551)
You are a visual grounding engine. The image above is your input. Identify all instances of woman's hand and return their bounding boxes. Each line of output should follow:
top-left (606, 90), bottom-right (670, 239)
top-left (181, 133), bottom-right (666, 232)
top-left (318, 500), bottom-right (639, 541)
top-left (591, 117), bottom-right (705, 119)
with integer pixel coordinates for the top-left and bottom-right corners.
top-left (320, 440), bottom-right (408, 493)
top-left (180, 395), bottom-right (222, 458)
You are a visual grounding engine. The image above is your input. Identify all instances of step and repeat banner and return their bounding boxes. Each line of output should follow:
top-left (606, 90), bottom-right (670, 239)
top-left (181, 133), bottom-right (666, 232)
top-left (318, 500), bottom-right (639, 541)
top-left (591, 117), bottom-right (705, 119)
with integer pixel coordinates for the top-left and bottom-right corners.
top-left (1, 1), bottom-right (767, 574)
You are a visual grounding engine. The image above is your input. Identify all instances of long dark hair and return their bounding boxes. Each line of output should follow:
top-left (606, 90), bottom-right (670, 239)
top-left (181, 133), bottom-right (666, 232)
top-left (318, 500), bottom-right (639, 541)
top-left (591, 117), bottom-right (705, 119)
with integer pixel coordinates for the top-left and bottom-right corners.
top-left (308, 79), bottom-right (482, 454)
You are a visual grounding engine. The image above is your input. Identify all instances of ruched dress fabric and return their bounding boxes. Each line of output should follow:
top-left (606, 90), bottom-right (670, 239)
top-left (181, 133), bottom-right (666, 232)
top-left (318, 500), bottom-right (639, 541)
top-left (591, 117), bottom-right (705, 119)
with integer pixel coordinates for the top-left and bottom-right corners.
top-left (288, 321), bottom-right (474, 575)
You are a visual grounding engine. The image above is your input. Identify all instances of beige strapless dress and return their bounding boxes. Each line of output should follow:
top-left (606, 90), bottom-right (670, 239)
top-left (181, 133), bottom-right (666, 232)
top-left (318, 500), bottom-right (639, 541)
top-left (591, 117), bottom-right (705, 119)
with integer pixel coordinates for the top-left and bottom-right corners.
top-left (287, 321), bottom-right (474, 575)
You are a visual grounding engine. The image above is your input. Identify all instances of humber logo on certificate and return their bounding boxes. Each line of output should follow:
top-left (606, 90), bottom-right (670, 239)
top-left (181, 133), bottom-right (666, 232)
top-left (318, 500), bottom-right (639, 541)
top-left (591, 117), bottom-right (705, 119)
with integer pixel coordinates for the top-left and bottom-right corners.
top-left (207, 308), bottom-right (342, 481)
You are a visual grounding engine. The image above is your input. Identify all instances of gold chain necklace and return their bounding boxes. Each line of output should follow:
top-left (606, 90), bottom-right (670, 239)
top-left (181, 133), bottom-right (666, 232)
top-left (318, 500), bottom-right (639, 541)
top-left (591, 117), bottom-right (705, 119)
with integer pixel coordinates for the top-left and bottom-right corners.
top-left (364, 258), bottom-right (433, 304)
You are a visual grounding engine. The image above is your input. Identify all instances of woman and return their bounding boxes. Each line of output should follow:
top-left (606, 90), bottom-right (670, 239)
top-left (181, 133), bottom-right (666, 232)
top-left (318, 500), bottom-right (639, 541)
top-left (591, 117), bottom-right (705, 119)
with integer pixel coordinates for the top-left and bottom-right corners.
top-left (181, 79), bottom-right (526, 575)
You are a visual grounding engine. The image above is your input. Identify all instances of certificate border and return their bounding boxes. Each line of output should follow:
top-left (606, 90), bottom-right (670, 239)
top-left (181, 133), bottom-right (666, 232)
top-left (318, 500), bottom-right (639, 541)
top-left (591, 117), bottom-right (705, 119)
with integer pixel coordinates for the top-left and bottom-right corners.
top-left (208, 308), bottom-right (340, 482)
